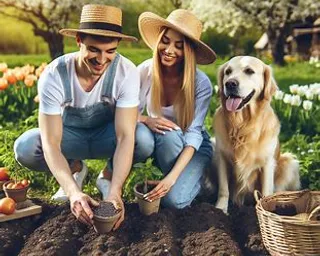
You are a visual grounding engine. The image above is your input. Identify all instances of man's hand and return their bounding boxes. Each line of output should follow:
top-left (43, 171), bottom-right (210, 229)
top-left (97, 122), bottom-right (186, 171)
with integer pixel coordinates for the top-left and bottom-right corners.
top-left (69, 191), bottom-right (99, 226)
top-left (106, 192), bottom-right (124, 230)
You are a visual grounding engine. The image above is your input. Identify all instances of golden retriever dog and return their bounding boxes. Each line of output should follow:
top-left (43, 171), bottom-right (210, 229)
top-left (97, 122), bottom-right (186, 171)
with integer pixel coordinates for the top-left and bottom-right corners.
top-left (214, 56), bottom-right (300, 214)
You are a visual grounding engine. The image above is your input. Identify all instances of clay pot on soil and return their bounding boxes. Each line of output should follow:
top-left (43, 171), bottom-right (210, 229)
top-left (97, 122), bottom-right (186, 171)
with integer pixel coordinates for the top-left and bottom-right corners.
top-left (134, 180), bottom-right (161, 216)
top-left (92, 201), bottom-right (121, 234)
top-left (3, 181), bottom-right (29, 202)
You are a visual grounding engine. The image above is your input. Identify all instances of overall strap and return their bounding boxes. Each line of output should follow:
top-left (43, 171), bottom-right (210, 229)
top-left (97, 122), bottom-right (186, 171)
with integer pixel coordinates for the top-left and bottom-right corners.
top-left (56, 55), bottom-right (72, 106)
top-left (101, 53), bottom-right (120, 101)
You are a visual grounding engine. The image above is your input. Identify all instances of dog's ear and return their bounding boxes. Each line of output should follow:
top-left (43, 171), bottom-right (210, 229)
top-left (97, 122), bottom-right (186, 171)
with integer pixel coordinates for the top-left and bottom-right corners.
top-left (261, 64), bottom-right (278, 101)
top-left (217, 63), bottom-right (227, 97)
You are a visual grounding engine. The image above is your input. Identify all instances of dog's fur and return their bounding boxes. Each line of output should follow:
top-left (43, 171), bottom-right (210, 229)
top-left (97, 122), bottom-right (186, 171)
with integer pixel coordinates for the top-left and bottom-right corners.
top-left (214, 56), bottom-right (300, 213)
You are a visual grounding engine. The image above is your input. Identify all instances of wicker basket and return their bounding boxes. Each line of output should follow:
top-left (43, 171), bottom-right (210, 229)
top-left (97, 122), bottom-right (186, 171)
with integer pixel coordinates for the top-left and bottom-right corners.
top-left (254, 190), bottom-right (320, 256)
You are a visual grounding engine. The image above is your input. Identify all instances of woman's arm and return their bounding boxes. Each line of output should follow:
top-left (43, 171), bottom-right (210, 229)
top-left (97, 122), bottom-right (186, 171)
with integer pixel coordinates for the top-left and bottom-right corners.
top-left (145, 72), bottom-right (213, 201)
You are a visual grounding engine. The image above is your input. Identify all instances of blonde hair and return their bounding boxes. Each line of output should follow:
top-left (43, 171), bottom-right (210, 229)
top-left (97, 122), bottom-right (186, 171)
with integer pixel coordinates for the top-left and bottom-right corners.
top-left (150, 28), bottom-right (196, 131)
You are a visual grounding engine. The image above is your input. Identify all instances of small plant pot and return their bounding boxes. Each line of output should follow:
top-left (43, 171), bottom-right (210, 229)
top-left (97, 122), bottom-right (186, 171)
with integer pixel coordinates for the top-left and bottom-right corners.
top-left (3, 181), bottom-right (29, 202)
top-left (92, 201), bottom-right (121, 234)
top-left (133, 180), bottom-right (161, 216)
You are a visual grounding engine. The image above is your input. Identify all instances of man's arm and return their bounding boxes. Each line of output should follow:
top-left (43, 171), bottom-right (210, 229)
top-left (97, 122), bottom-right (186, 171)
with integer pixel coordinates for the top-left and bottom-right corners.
top-left (39, 113), bottom-right (98, 225)
top-left (107, 106), bottom-right (138, 229)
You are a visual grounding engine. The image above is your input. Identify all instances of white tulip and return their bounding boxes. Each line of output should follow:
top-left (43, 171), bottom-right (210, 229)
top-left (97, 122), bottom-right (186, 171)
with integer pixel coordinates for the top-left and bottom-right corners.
top-left (274, 90), bottom-right (284, 100)
top-left (283, 94), bottom-right (292, 104)
top-left (291, 95), bottom-right (301, 106)
top-left (289, 84), bottom-right (299, 94)
top-left (297, 86), bottom-right (308, 97)
top-left (305, 90), bottom-right (314, 100)
top-left (214, 85), bottom-right (219, 94)
top-left (310, 83), bottom-right (320, 95)
top-left (303, 100), bottom-right (313, 110)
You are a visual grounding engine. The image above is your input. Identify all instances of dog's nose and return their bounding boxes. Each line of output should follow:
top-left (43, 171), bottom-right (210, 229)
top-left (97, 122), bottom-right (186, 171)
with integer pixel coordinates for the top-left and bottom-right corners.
top-left (225, 79), bottom-right (239, 91)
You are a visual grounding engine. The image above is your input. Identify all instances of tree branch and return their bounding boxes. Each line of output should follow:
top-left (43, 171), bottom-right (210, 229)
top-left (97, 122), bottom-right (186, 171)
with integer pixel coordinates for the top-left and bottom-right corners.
top-left (0, 9), bottom-right (39, 29)
top-left (230, 0), bottom-right (265, 28)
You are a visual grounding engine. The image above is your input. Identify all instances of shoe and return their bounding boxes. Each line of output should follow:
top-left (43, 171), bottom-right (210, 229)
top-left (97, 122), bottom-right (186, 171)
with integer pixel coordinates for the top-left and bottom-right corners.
top-left (96, 170), bottom-right (111, 200)
top-left (51, 160), bottom-right (88, 202)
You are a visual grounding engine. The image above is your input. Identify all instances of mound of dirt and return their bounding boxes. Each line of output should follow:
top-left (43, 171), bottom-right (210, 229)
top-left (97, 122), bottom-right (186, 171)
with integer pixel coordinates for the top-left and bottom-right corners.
top-left (0, 199), bottom-right (269, 256)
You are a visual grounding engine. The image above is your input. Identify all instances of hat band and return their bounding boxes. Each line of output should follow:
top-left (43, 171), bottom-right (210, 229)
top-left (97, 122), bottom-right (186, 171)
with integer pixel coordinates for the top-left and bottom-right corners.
top-left (79, 22), bottom-right (122, 33)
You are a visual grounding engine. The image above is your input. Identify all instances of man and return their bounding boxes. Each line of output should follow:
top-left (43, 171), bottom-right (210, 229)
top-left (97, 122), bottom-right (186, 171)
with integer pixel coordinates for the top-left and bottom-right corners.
top-left (14, 4), bottom-right (139, 229)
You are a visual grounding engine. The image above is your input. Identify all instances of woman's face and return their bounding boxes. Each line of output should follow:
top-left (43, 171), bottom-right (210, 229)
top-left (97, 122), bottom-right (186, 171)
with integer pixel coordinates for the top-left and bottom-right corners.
top-left (158, 28), bottom-right (184, 67)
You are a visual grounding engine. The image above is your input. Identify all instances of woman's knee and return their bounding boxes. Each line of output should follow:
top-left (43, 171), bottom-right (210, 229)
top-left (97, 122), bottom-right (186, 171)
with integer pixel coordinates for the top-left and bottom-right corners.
top-left (162, 191), bottom-right (192, 209)
top-left (155, 130), bottom-right (184, 155)
top-left (134, 123), bottom-right (154, 160)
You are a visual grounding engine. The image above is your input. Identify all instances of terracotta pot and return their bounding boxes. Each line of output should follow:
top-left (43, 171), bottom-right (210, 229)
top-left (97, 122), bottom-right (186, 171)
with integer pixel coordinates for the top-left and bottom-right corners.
top-left (133, 180), bottom-right (161, 216)
top-left (3, 181), bottom-right (29, 202)
top-left (92, 201), bottom-right (121, 234)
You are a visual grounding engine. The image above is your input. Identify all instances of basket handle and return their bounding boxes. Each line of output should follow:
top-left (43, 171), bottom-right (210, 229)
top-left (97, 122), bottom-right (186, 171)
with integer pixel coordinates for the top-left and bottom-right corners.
top-left (254, 190), bottom-right (263, 203)
top-left (308, 205), bottom-right (320, 221)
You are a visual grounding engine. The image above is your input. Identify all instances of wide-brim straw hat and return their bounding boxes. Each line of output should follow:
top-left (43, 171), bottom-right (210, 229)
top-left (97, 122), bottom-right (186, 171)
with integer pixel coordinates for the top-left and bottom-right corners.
top-left (60, 4), bottom-right (137, 42)
top-left (138, 9), bottom-right (216, 65)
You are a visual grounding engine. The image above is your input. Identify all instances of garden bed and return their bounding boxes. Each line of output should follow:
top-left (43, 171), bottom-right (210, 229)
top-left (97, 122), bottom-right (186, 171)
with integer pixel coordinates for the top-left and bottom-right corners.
top-left (0, 199), bottom-right (269, 256)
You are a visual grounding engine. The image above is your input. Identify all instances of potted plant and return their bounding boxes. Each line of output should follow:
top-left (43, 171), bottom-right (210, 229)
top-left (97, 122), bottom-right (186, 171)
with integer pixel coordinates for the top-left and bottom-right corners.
top-left (130, 159), bottom-right (163, 216)
top-left (134, 179), bottom-right (161, 215)
top-left (92, 201), bottom-right (121, 234)
top-left (4, 179), bottom-right (30, 202)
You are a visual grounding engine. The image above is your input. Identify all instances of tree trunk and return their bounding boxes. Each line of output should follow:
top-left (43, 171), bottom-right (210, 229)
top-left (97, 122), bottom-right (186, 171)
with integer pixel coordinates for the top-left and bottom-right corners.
top-left (267, 28), bottom-right (287, 66)
top-left (34, 29), bottom-right (65, 60)
top-left (46, 32), bottom-right (64, 60)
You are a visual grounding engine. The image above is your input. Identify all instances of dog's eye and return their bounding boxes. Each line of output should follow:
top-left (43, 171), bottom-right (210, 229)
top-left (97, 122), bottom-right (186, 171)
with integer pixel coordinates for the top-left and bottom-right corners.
top-left (225, 68), bottom-right (232, 75)
top-left (244, 68), bottom-right (255, 75)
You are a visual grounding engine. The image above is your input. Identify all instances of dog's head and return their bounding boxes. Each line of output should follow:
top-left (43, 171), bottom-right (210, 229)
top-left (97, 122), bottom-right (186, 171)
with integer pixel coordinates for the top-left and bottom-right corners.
top-left (218, 56), bottom-right (277, 112)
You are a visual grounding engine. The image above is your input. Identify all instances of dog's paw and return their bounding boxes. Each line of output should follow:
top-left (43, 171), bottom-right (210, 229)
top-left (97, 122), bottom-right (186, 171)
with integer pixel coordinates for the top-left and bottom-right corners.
top-left (215, 199), bottom-right (229, 214)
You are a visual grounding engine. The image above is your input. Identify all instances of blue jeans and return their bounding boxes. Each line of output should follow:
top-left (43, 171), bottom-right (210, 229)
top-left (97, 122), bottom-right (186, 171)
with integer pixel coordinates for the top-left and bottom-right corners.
top-left (134, 123), bottom-right (213, 209)
top-left (14, 123), bottom-right (154, 172)
top-left (14, 123), bottom-right (212, 210)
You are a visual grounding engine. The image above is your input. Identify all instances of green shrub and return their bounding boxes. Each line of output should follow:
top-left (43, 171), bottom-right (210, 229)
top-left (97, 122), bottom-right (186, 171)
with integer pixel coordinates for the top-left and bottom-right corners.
top-left (282, 134), bottom-right (320, 190)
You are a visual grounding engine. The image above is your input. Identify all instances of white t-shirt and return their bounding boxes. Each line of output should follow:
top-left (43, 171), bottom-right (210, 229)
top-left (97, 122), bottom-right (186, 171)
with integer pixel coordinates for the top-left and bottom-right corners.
top-left (38, 52), bottom-right (140, 115)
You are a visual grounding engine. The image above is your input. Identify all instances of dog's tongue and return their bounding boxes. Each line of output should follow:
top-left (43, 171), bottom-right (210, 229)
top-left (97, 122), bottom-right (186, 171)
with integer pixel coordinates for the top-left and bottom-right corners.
top-left (226, 97), bottom-right (242, 112)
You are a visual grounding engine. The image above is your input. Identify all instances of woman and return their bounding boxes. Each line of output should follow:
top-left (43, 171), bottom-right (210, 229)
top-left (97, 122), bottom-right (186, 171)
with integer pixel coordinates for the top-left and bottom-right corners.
top-left (135, 9), bottom-right (216, 209)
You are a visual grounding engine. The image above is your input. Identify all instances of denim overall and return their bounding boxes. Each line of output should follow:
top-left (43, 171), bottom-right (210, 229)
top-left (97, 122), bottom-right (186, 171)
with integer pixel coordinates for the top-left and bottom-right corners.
top-left (14, 54), bottom-right (121, 171)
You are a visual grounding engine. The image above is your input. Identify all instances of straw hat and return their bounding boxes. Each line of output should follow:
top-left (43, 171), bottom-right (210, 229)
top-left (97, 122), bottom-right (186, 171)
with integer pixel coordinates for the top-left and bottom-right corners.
top-left (138, 9), bottom-right (216, 65)
top-left (59, 4), bottom-right (137, 42)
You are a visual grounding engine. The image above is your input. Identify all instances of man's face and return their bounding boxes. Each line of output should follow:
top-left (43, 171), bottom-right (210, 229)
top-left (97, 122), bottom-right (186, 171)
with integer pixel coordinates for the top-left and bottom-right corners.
top-left (77, 35), bottom-right (119, 77)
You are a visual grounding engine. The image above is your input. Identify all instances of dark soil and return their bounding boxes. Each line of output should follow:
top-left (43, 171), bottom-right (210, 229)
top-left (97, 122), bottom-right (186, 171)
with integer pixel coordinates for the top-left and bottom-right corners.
top-left (273, 203), bottom-right (297, 216)
top-left (229, 204), bottom-right (270, 256)
top-left (93, 201), bottom-right (120, 217)
top-left (0, 199), bottom-right (270, 256)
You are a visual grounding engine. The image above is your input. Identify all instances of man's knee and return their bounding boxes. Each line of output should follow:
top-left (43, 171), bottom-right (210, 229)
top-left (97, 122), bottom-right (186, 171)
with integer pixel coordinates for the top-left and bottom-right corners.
top-left (14, 128), bottom-right (44, 170)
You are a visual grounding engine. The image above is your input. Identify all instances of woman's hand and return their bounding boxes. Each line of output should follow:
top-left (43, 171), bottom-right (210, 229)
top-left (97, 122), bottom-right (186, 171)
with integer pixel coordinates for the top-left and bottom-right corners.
top-left (144, 175), bottom-right (176, 202)
top-left (145, 117), bottom-right (180, 134)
